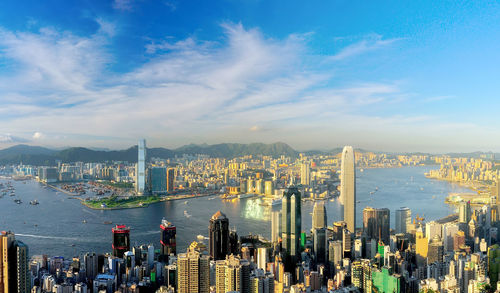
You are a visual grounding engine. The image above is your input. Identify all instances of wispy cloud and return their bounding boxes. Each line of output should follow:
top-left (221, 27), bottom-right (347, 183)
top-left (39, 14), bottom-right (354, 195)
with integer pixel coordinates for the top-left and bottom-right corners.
top-left (0, 21), bottom-right (439, 150)
top-left (112, 0), bottom-right (134, 11)
top-left (329, 34), bottom-right (400, 61)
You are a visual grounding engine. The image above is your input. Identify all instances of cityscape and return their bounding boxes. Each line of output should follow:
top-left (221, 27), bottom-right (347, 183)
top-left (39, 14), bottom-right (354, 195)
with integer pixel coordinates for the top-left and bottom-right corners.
top-left (2, 1), bottom-right (500, 293)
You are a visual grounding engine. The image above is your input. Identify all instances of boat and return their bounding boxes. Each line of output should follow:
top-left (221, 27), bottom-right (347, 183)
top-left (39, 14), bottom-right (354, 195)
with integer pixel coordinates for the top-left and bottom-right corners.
top-left (29, 200), bottom-right (39, 205)
top-left (184, 210), bottom-right (191, 218)
top-left (103, 221), bottom-right (113, 225)
top-left (356, 200), bottom-right (361, 203)
top-left (82, 220), bottom-right (87, 224)
top-left (14, 199), bottom-right (22, 204)
top-left (237, 193), bottom-right (256, 199)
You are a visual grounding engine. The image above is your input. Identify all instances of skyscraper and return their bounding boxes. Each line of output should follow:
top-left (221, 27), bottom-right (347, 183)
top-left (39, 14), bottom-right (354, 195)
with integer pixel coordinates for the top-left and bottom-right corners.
top-left (281, 187), bottom-right (302, 265)
top-left (362, 207), bottom-right (390, 245)
top-left (215, 254), bottom-right (250, 293)
top-left (177, 248), bottom-right (210, 293)
top-left (300, 162), bottom-right (311, 186)
top-left (112, 225), bottom-right (130, 258)
top-left (0, 231), bottom-right (30, 293)
top-left (209, 211), bottom-right (230, 261)
top-left (340, 146), bottom-right (356, 232)
top-left (395, 207), bottom-right (411, 234)
top-left (136, 139), bottom-right (146, 195)
top-left (160, 218), bottom-right (176, 258)
top-left (166, 168), bottom-right (175, 192)
top-left (149, 166), bottom-right (167, 195)
top-left (459, 201), bottom-right (471, 223)
top-left (312, 202), bottom-right (327, 230)
top-left (271, 211), bottom-right (281, 243)
top-left (313, 228), bottom-right (327, 264)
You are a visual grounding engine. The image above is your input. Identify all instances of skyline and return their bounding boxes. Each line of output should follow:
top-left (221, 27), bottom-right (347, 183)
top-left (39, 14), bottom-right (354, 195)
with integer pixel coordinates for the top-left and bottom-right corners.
top-left (1, 1), bottom-right (500, 152)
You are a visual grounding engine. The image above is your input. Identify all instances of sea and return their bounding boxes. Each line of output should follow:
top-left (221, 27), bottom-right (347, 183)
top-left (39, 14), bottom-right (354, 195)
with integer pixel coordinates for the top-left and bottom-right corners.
top-left (0, 166), bottom-right (473, 258)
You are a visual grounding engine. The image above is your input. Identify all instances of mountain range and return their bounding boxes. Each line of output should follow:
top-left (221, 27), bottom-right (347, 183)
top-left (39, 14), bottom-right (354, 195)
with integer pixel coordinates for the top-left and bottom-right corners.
top-left (0, 142), bottom-right (304, 165)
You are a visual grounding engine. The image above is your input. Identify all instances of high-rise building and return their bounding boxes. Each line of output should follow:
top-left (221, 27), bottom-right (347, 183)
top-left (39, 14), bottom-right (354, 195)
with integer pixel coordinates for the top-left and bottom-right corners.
top-left (300, 162), bottom-right (311, 186)
top-left (459, 201), bottom-right (471, 223)
top-left (112, 225), bottom-right (130, 258)
top-left (363, 207), bottom-right (390, 245)
top-left (149, 166), bottom-right (167, 195)
top-left (136, 139), bottom-right (147, 195)
top-left (313, 228), bottom-right (327, 264)
top-left (209, 211), bottom-right (230, 261)
top-left (395, 207), bottom-right (411, 234)
top-left (166, 168), bottom-right (175, 192)
top-left (281, 187), bottom-right (302, 266)
top-left (427, 236), bottom-right (444, 264)
top-left (312, 202), bottom-right (327, 230)
top-left (340, 146), bottom-right (356, 232)
top-left (271, 211), bottom-right (281, 243)
top-left (0, 231), bottom-right (30, 293)
top-left (415, 228), bottom-right (428, 267)
top-left (177, 247), bottom-right (210, 293)
top-left (160, 218), bottom-right (176, 258)
top-left (215, 254), bottom-right (250, 293)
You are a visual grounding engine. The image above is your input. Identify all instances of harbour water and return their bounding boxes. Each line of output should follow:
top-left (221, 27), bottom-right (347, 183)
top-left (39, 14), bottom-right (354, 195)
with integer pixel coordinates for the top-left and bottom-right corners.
top-left (0, 166), bottom-right (473, 257)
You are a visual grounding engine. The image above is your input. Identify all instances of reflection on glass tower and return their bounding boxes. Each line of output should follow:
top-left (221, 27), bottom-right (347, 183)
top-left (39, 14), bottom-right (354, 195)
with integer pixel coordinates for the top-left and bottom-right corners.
top-left (281, 187), bottom-right (301, 267)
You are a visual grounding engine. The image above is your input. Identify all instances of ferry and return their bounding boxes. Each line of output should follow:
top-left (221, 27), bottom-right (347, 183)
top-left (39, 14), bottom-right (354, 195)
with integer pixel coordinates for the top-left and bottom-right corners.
top-left (262, 197), bottom-right (282, 206)
top-left (14, 199), bottom-right (22, 204)
top-left (184, 210), bottom-right (191, 218)
top-left (29, 200), bottom-right (39, 205)
top-left (237, 193), bottom-right (256, 199)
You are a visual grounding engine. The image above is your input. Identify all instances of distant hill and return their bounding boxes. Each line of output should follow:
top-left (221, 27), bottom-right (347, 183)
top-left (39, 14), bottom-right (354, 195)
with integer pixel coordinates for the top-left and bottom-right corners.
top-left (0, 142), bottom-right (299, 165)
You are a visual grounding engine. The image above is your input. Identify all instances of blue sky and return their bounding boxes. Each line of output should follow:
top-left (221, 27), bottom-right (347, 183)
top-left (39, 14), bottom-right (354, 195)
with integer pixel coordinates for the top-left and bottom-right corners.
top-left (1, 0), bottom-right (500, 152)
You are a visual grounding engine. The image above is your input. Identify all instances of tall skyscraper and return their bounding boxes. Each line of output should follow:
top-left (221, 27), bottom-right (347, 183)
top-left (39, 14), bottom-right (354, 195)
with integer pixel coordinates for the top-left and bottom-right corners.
top-left (177, 248), bottom-right (210, 293)
top-left (271, 211), bottom-right (281, 243)
top-left (459, 201), bottom-right (471, 223)
top-left (281, 187), bottom-right (302, 266)
top-left (149, 166), bottom-right (167, 195)
top-left (313, 228), bottom-right (327, 264)
top-left (395, 207), bottom-right (411, 234)
top-left (209, 211), bottom-right (230, 261)
top-left (112, 225), bottom-right (130, 258)
top-left (215, 254), bottom-right (250, 293)
top-left (160, 218), bottom-right (176, 258)
top-left (340, 146), bottom-right (356, 232)
top-left (0, 231), bottom-right (30, 293)
top-left (300, 162), bottom-right (311, 186)
top-left (362, 207), bottom-right (390, 245)
top-left (166, 168), bottom-right (175, 192)
top-left (136, 139), bottom-right (146, 195)
top-left (312, 202), bottom-right (327, 230)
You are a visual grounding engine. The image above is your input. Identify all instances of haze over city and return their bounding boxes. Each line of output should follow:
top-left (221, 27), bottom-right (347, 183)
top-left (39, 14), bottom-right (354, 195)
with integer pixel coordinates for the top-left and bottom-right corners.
top-left (1, 1), bottom-right (500, 152)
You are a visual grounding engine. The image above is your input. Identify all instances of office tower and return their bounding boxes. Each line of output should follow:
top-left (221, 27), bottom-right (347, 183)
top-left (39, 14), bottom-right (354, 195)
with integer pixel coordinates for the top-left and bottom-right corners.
top-left (363, 207), bottom-right (390, 245)
top-left (427, 236), bottom-right (444, 264)
top-left (209, 211), bottom-right (230, 261)
top-left (177, 248), bottom-right (210, 293)
top-left (264, 180), bottom-right (274, 196)
top-left (256, 247), bottom-right (268, 271)
top-left (328, 241), bottom-right (343, 272)
top-left (351, 259), bottom-right (372, 293)
top-left (271, 211), bottom-right (281, 243)
top-left (166, 168), bottom-right (175, 192)
top-left (425, 221), bottom-right (442, 241)
top-left (340, 146), bottom-right (356, 232)
top-left (112, 225), bottom-right (130, 258)
top-left (332, 221), bottom-right (347, 241)
top-left (300, 162), bottom-right (310, 186)
top-left (215, 254), bottom-right (250, 293)
top-left (281, 187), bottom-right (302, 265)
top-left (342, 228), bottom-right (352, 258)
top-left (161, 218), bottom-right (176, 258)
top-left (395, 207), bottom-right (411, 234)
top-left (312, 202), bottom-right (327, 230)
top-left (136, 139), bottom-right (147, 195)
top-left (415, 228), bottom-right (428, 267)
top-left (149, 167), bottom-right (167, 195)
top-left (313, 228), bottom-right (327, 264)
top-left (83, 252), bottom-right (99, 281)
top-left (459, 201), bottom-right (471, 223)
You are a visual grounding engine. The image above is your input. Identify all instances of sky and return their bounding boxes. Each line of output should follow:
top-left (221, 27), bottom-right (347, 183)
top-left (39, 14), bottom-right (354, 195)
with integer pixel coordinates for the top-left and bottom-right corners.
top-left (1, 1), bottom-right (500, 153)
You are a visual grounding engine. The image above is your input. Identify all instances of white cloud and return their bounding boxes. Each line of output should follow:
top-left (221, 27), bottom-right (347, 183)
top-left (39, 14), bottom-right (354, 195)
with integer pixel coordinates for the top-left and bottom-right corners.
top-left (329, 34), bottom-right (400, 61)
top-left (32, 132), bottom-right (45, 140)
top-left (0, 22), bottom-right (463, 151)
top-left (113, 0), bottom-right (134, 11)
